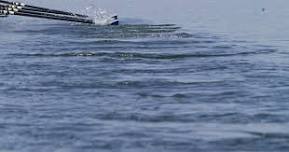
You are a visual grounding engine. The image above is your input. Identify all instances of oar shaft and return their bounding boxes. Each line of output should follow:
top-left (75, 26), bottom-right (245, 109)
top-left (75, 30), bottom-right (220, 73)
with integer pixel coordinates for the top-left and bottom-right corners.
top-left (0, 0), bottom-right (88, 18)
top-left (23, 5), bottom-right (88, 18)
top-left (0, 0), bottom-right (11, 4)
top-left (20, 9), bottom-right (91, 21)
top-left (1, 1), bottom-right (119, 25)
top-left (10, 10), bottom-right (94, 24)
top-left (1, 4), bottom-right (93, 24)
top-left (14, 12), bottom-right (93, 24)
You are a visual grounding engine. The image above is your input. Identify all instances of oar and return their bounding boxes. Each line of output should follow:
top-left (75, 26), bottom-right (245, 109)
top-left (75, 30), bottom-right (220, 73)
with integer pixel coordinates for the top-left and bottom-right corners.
top-left (1, 5), bottom-right (94, 24)
top-left (13, 11), bottom-right (94, 24)
top-left (0, 0), bottom-right (88, 18)
top-left (1, 2), bottom-right (119, 25)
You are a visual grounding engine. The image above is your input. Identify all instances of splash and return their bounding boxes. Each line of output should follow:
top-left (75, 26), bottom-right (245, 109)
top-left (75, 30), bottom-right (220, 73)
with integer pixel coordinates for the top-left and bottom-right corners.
top-left (84, 6), bottom-right (117, 25)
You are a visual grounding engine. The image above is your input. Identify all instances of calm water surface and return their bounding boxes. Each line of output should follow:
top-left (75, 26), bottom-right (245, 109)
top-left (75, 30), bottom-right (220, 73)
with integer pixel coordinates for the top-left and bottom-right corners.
top-left (1, 0), bottom-right (289, 151)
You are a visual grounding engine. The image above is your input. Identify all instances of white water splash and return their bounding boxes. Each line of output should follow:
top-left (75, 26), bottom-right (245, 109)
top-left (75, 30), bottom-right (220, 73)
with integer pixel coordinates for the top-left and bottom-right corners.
top-left (84, 6), bottom-right (117, 25)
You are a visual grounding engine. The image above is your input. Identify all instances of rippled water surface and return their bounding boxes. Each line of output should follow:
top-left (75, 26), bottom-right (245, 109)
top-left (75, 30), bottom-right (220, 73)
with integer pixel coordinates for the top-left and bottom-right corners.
top-left (1, 0), bottom-right (289, 151)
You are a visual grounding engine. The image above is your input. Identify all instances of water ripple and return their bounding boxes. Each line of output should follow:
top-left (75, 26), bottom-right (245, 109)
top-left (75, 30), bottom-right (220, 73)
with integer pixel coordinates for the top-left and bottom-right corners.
top-left (0, 20), bottom-right (286, 152)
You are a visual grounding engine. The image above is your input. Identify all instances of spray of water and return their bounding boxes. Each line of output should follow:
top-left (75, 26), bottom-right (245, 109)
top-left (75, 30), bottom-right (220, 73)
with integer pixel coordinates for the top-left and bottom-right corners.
top-left (84, 6), bottom-right (117, 25)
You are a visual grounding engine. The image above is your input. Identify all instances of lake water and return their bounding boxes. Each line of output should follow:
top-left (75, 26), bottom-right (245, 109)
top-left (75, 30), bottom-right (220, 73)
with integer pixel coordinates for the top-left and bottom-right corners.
top-left (1, 0), bottom-right (289, 151)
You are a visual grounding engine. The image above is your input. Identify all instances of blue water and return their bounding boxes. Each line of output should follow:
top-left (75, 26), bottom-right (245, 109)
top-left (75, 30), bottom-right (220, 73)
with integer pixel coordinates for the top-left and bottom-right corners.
top-left (1, 0), bottom-right (289, 151)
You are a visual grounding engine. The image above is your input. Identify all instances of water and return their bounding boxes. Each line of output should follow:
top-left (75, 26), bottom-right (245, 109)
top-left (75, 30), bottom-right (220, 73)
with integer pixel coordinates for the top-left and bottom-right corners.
top-left (1, 0), bottom-right (289, 151)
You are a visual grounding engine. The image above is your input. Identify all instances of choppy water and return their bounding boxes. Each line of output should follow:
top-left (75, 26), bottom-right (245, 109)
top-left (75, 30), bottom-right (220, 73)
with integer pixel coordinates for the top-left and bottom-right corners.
top-left (1, 0), bottom-right (289, 151)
